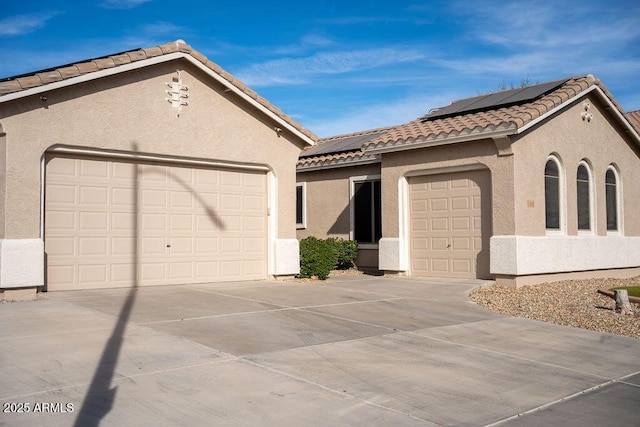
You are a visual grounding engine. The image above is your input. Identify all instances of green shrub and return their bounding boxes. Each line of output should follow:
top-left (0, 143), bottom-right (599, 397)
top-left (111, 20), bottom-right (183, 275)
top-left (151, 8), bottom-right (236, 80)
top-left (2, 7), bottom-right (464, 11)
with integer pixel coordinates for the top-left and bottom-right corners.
top-left (326, 237), bottom-right (358, 269)
top-left (299, 237), bottom-right (338, 280)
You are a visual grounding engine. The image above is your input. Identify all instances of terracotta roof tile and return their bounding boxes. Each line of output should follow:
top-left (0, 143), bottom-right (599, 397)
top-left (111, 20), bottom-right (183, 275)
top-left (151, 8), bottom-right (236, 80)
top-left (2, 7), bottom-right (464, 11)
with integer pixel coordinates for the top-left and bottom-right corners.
top-left (110, 53), bottom-right (131, 66)
top-left (160, 42), bottom-right (180, 54)
top-left (16, 75), bottom-right (43, 89)
top-left (190, 50), bottom-right (207, 65)
top-left (627, 110), bottom-right (640, 133)
top-left (75, 62), bottom-right (98, 74)
top-left (93, 58), bottom-right (116, 69)
top-left (142, 47), bottom-right (163, 58)
top-left (0, 40), bottom-right (317, 143)
top-left (0, 80), bottom-right (22, 95)
top-left (126, 50), bottom-right (148, 62)
top-left (36, 71), bottom-right (62, 85)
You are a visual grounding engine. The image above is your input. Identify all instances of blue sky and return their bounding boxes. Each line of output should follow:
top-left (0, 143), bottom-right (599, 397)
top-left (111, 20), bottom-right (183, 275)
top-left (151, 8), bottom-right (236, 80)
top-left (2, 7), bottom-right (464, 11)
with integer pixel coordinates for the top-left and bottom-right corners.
top-left (1, 0), bottom-right (639, 137)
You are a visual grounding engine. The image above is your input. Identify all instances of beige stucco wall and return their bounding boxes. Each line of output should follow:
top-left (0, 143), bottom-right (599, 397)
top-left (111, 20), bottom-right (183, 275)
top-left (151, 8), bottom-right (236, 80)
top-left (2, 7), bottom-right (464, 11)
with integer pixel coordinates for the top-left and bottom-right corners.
top-left (0, 59), bottom-right (307, 241)
top-left (380, 139), bottom-right (515, 239)
top-left (511, 94), bottom-right (640, 236)
top-left (297, 163), bottom-right (381, 268)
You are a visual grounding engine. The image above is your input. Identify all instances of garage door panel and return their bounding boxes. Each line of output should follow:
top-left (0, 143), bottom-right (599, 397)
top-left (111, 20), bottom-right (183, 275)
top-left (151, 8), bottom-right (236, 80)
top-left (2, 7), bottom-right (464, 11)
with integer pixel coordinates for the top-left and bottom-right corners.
top-left (79, 212), bottom-right (108, 230)
top-left (450, 196), bottom-right (469, 210)
top-left (452, 259), bottom-right (473, 273)
top-left (196, 214), bottom-right (219, 232)
top-left (409, 170), bottom-right (491, 279)
top-left (79, 186), bottom-right (108, 205)
top-left (169, 214), bottom-right (193, 231)
top-left (169, 262), bottom-right (193, 279)
top-left (78, 237), bottom-right (108, 256)
top-left (451, 217), bottom-right (470, 231)
top-left (430, 198), bottom-right (448, 211)
top-left (45, 156), bottom-right (267, 290)
top-left (78, 264), bottom-right (108, 283)
top-left (47, 211), bottom-right (76, 231)
top-left (80, 159), bottom-right (108, 178)
top-left (110, 264), bottom-right (135, 283)
top-left (48, 266), bottom-right (75, 286)
top-left (170, 191), bottom-right (194, 208)
top-left (431, 238), bottom-right (448, 250)
top-left (46, 237), bottom-right (75, 256)
top-left (112, 212), bottom-right (136, 230)
top-left (47, 184), bottom-right (76, 204)
top-left (112, 237), bottom-right (135, 255)
top-left (142, 189), bottom-right (167, 207)
top-left (430, 218), bottom-right (448, 231)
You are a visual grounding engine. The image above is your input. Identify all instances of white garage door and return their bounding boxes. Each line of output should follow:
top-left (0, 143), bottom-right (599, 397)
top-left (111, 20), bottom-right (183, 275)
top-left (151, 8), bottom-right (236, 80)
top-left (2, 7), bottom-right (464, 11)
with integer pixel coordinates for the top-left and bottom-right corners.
top-left (45, 155), bottom-right (267, 291)
top-left (409, 170), bottom-right (491, 279)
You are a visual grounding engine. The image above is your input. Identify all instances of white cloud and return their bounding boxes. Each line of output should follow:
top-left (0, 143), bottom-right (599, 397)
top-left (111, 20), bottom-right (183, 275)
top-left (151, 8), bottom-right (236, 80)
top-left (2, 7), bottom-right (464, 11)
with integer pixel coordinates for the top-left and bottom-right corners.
top-left (139, 21), bottom-right (186, 37)
top-left (101, 0), bottom-right (152, 9)
top-left (455, 0), bottom-right (640, 49)
top-left (305, 93), bottom-right (461, 137)
top-left (236, 47), bottom-right (426, 86)
top-left (0, 12), bottom-right (60, 36)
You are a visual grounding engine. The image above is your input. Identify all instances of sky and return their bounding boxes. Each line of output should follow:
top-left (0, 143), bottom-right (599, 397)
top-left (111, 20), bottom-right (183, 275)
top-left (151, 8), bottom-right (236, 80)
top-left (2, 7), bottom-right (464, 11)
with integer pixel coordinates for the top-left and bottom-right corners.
top-left (1, 0), bottom-right (639, 137)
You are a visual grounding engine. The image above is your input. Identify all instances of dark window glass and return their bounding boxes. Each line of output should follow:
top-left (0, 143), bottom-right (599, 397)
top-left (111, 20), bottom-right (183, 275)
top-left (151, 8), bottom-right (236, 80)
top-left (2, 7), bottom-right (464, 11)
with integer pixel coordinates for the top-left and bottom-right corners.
top-left (354, 180), bottom-right (381, 244)
top-left (606, 169), bottom-right (618, 231)
top-left (544, 160), bottom-right (560, 229)
top-left (296, 185), bottom-right (303, 225)
top-left (577, 165), bottom-right (590, 230)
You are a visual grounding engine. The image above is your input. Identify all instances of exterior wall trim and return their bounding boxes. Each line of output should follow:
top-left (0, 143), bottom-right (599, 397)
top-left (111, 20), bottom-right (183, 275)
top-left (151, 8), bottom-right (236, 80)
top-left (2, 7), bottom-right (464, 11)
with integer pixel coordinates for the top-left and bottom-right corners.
top-left (0, 239), bottom-right (44, 288)
top-left (490, 235), bottom-right (640, 276)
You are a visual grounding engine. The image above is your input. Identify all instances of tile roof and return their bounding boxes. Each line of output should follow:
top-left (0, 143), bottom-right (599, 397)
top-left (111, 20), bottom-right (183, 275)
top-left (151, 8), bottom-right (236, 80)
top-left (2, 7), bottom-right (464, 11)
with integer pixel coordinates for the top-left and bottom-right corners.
top-left (0, 40), bottom-right (317, 143)
top-left (297, 126), bottom-right (392, 170)
top-left (298, 74), bottom-right (635, 169)
top-left (364, 75), bottom-right (618, 152)
top-left (628, 110), bottom-right (640, 133)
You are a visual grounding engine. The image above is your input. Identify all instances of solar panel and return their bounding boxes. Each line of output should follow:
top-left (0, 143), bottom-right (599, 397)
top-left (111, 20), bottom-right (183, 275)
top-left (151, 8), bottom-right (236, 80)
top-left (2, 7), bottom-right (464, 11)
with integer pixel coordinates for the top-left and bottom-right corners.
top-left (422, 79), bottom-right (568, 121)
top-left (300, 130), bottom-right (387, 158)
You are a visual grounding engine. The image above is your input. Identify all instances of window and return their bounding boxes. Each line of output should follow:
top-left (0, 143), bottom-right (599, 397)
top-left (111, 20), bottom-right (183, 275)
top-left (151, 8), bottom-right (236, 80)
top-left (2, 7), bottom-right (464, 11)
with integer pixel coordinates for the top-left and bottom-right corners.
top-left (544, 159), bottom-right (561, 230)
top-left (296, 183), bottom-right (305, 229)
top-left (605, 167), bottom-right (619, 231)
top-left (353, 179), bottom-right (381, 244)
top-left (576, 163), bottom-right (591, 231)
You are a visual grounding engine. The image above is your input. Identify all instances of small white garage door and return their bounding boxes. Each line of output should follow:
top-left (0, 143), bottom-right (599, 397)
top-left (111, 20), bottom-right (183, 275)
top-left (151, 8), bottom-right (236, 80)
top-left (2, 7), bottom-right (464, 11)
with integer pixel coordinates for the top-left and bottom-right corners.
top-left (45, 155), bottom-right (267, 291)
top-left (409, 169), bottom-right (491, 279)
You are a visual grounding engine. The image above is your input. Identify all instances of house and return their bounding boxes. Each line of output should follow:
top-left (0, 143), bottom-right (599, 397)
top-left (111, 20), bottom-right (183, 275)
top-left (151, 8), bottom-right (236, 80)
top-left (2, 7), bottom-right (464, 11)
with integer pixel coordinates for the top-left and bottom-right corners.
top-left (297, 75), bottom-right (640, 286)
top-left (0, 40), bottom-right (316, 299)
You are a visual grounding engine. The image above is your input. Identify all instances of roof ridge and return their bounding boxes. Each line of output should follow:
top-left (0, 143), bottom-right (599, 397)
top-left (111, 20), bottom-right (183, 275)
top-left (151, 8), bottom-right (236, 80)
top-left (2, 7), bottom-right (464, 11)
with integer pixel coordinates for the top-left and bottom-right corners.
top-left (0, 39), bottom-right (317, 143)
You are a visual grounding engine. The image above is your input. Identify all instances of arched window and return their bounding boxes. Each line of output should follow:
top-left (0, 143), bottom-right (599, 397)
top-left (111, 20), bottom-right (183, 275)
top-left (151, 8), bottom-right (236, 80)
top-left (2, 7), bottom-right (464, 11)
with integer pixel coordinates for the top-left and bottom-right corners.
top-left (544, 159), bottom-right (561, 230)
top-left (605, 167), bottom-right (619, 231)
top-left (576, 163), bottom-right (591, 231)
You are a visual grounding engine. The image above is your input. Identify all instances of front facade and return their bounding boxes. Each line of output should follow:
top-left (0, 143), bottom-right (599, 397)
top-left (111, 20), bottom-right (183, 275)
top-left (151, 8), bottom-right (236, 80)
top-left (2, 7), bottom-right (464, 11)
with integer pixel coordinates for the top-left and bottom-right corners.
top-left (0, 41), bottom-right (316, 297)
top-left (297, 76), bottom-right (640, 285)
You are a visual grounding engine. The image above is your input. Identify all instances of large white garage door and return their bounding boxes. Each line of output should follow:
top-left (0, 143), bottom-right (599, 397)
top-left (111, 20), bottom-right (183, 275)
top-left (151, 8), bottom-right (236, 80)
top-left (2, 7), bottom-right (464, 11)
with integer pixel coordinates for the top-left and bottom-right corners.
top-left (409, 170), bottom-right (491, 279)
top-left (45, 155), bottom-right (267, 291)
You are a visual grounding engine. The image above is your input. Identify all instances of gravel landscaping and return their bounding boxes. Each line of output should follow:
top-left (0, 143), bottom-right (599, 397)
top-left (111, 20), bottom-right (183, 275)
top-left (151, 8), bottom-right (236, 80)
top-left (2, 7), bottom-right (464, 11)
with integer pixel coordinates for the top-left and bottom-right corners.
top-left (470, 276), bottom-right (640, 339)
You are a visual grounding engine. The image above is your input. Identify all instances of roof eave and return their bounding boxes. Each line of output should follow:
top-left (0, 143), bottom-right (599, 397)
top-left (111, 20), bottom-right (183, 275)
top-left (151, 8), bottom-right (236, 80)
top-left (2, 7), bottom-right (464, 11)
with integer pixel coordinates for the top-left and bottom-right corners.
top-left (0, 52), bottom-right (315, 147)
top-left (297, 153), bottom-right (381, 172)
top-left (363, 126), bottom-right (517, 155)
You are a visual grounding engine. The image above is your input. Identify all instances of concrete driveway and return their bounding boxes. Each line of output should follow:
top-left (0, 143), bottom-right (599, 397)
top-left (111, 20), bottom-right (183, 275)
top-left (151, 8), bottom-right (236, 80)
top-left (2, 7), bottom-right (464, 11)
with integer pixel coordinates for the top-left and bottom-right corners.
top-left (1, 275), bottom-right (639, 426)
